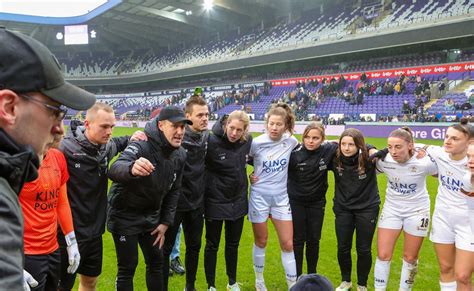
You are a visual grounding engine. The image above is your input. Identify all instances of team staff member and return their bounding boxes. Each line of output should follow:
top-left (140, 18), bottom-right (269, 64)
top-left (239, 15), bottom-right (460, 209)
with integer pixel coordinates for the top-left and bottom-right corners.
top-left (331, 128), bottom-right (380, 291)
top-left (204, 111), bottom-right (252, 291)
top-left (373, 127), bottom-right (437, 291)
top-left (288, 122), bottom-right (337, 277)
top-left (20, 134), bottom-right (81, 291)
top-left (163, 95), bottom-right (209, 291)
top-left (58, 103), bottom-right (145, 291)
top-left (424, 121), bottom-right (473, 291)
top-left (107, 106), bottom-right (189, 290)
top-left (0, 28), bottom-right (95, 290)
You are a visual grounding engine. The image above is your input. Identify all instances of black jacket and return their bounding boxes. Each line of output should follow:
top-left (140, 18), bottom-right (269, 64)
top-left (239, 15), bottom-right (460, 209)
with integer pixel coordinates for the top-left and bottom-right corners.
top-left (59, 121), bottom-right (129, 241)
top-left (0, 129), bottom-right (39, 289)
top-left (330, 153), bottom-right (380, 211)
top-left (107, 118), bottom-right (186, 235)
top-left (204, 117), bottom-right (252, 220)
top-left (288, 142), bottom-right (338, 206)
top-left (178, 126), bottom-right (209, 211)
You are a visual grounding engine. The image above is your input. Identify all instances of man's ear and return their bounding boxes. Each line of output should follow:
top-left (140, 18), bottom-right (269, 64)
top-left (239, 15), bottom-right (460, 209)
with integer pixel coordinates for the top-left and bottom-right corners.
top-left (0, 90), bottom-right (21, 126)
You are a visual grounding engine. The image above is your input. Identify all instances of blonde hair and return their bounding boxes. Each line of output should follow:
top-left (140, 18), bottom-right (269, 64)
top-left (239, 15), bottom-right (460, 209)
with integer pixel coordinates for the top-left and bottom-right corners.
top-left (85, 102), bottom-right (114, 121)
top-left (225, 110), bottom-right (250, 142)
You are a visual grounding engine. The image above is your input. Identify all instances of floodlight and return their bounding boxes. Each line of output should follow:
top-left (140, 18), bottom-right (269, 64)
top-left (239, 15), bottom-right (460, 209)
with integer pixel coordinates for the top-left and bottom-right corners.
top-left (203, 0), bottom-right (213, 10)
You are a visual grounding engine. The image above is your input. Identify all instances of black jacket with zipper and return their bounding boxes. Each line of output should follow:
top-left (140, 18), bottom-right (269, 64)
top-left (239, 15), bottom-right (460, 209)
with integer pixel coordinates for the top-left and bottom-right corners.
top-left (288, 142), bottom-right (338, 207)
top-left (330, 152), bottom-right (380, 212)
top-left (59, 121), bottom-right (129, 241)
top-left (177, 125), bottom-right (209, 212)
top-left (107, 118), bottom-right (186, 235)
top-left (204, 116), bottom-right (252, 220)
top-left (0, 129), bottom-right (39, 290)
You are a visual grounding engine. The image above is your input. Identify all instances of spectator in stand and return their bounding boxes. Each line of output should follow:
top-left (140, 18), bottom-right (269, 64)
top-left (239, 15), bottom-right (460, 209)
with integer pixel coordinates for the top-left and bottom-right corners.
top-left (444, 98), bottom-right (456, 112)
top-left (394, 82), bottom-right (401, 95)
top-left (469, 93), bottom-right (474, 105)
top-left (360, 72), bottom-right (368, 82)
top-left (402, 101), bottom-right (412, 115)
top-left (415, 84), bottom-right (423, 98)
top-left (414, 95), bottom-right (424, 111)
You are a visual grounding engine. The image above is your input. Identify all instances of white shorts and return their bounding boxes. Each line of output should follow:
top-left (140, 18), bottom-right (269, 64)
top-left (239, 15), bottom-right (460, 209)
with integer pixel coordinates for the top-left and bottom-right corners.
top-left (248, 192), bottom-right (292, 223)
top-left (430, 207), bottom-right (474, 252)
top-left (378, 204), bottom-right (430, 237)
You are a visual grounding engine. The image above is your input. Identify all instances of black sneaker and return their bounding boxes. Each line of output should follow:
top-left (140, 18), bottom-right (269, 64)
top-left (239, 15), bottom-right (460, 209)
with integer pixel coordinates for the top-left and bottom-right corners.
top-left (170, 257), bottom-right (185, 275)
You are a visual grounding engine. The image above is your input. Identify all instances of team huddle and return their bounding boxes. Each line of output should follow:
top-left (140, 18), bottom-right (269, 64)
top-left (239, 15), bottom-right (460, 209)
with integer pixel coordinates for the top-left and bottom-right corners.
top-left (17, 94), bottom-right (473, 291)
top-left (1, 27), bottom-right (472, 291)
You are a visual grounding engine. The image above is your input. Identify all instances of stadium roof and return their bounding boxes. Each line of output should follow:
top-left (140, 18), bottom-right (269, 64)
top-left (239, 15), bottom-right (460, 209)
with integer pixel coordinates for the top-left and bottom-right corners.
top-left (0, 0), bottom-right (325, 52)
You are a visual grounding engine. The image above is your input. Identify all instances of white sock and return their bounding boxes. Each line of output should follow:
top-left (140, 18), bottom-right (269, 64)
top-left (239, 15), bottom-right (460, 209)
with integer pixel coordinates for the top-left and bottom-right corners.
top-left (253, 244), bottom-right (265, 281)
top-left (399, 259), bottom-right (418, 290)
top-left (281, 251), bottom-right (297, 289)
top-left (374, 257), bottom-right (391, 290)
top-left (439, 281), bottom-right (457, 291)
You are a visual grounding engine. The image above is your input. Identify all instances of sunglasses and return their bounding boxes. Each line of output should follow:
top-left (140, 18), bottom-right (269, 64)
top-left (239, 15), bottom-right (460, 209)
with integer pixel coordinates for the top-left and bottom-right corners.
top-left (20, 94), bottom-right (68, 121)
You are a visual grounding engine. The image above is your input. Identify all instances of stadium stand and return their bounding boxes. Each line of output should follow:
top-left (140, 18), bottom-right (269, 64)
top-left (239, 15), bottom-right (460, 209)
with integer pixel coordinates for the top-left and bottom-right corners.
top-left (58, 0), bottom-right (473, 78)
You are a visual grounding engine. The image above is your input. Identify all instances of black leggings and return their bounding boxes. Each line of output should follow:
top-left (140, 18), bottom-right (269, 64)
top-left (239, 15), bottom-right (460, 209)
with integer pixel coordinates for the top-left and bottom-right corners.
top-left (204, 217), bottom-right (245, 288)
top-left (112, 232), bottom-right (163, 291)
top-left (163, 208), bottom-right (204, 291)
top-left (290, 200), bottom-right (325, 277)
top-left (334, 206), bottom-right (379, 287)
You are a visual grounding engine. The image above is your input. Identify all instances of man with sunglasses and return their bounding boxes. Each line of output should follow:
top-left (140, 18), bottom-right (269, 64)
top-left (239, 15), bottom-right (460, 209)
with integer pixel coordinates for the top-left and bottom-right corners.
top-left (58, 102), bottom-right (146, 291)
top-left (0, 28), bottom-right (95, 290)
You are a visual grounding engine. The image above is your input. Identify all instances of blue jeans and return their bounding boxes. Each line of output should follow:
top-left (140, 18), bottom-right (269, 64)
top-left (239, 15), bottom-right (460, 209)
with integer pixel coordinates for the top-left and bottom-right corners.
top-left (170, 224), bottom-right (182, 260)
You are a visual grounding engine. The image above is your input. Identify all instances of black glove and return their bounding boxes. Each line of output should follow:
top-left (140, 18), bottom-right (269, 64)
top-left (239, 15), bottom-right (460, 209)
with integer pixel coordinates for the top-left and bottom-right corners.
top-left (369, 147), bottom-right (389, 162)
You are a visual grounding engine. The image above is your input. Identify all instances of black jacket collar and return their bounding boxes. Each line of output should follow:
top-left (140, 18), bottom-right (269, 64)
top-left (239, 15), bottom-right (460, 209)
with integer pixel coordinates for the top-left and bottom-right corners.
top-left (0, 129), bottom-right (39, 193)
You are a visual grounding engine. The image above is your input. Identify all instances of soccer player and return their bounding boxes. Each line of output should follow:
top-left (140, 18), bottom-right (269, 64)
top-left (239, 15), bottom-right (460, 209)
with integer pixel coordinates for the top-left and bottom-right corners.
top-left (373, 127), bottom-right (437, 291)
top-left (424, 121), bottom-right (473, 291)
top-left (248, 103), bottom-right (298, 290)
top-left (287, 122), bottom-right (337, 277)
top-left (204, 110), bottom-right (252, 291)
top-left (331, 128), bottom-right (380, 291)
top-left (20, 133), bottom-right (80, 291)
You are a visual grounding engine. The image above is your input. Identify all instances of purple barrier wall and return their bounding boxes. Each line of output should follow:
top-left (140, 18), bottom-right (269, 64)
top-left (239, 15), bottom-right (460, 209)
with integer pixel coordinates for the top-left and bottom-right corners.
top-left (346, 123), bottom-right (451, 140)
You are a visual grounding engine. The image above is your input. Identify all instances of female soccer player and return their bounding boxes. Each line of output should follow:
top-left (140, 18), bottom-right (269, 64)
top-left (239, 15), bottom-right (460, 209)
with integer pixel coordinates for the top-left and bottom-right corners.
top-left (425, 121), bottom-right (473, 291)
top-left (331, 128), bottom-right (380, 291)
top-left (287, 122), bottom-right (337, 277)
top-left (204, 110), bottom-right (252, 291)
top-left (373, 127), bottom-right (437, 291)
top-left (20, 135), bottom-right (80, 291)
top-left (248, 103), bottom-right (298, 290)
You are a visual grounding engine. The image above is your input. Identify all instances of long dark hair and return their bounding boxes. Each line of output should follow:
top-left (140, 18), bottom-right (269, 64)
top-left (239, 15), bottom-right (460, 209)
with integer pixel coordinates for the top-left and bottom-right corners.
top-left (335, 128), bottom-right (368, 174)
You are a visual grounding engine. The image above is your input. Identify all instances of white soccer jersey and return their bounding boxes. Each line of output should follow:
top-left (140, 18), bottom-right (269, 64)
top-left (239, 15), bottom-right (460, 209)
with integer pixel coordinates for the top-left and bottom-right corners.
top-left (426, 146), bottom-right (469, 210)
top-left (377, 154), bottom-right (437, 212)
top-left (249, 132), bottom-right (298, 197)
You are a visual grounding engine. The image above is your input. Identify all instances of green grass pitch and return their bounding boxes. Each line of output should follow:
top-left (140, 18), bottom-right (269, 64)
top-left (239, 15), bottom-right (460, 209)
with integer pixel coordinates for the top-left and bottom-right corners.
top-left (78, 126), bottom-right (449, 290)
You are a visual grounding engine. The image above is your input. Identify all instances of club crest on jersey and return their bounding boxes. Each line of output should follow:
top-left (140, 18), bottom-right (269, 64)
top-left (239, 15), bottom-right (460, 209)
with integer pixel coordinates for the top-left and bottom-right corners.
top-left (218, 153), bottom-right (226, 160)
top-left (319, 159), bottom-right (327, 170)
top-left (410, 166), bottom-right (417, 172)
top-left (281, 142), bottom-right (287, 148)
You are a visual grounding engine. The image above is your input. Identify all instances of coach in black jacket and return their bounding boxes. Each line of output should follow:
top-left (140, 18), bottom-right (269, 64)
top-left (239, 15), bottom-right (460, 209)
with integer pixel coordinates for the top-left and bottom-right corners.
top-left (107, 106), bottom-right (189, 291)
top-left (203, 112), bottom-right (252, 290)
top-left (162, 95), bottom-right (209, 291)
